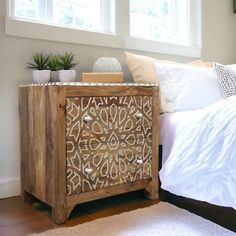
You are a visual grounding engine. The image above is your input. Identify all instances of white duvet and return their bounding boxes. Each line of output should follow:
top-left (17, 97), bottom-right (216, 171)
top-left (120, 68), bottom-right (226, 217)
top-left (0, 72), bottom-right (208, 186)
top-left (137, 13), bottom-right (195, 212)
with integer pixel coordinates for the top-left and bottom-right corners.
top-left (160, 95), bottom-right (236, 210)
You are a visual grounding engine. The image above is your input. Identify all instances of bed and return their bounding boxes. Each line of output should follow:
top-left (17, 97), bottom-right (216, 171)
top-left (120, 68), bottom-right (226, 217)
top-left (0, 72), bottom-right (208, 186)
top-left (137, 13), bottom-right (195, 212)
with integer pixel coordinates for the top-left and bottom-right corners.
top-left (124, 51), bottom-right (236, 231)
top-left (160, 96), bottom-right (236, 211)
top-left (159, 99), bottom-right (236, 232)
top-left (157, 63), bottom-right (236, 232)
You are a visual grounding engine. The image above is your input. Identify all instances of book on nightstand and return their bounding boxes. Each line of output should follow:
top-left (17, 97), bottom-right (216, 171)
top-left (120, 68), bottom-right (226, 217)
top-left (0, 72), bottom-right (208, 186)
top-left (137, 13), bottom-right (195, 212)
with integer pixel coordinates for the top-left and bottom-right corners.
top-left (82, 72), bottom-right (124, 83)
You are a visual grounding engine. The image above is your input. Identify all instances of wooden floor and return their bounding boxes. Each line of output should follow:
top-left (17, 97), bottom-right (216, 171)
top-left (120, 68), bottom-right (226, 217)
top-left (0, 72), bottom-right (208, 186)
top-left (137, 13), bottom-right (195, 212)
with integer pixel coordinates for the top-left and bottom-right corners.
top-left (0, 190), bottom-right (159, 236)
top-left (1, 190), bottom-right (236, 236)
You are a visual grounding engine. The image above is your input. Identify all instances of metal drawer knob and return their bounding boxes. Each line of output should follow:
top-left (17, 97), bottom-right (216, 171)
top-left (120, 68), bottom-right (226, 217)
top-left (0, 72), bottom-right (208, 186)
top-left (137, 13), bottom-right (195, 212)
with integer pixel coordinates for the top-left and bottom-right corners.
top-left (137, 159), bottom-right (143, 164)
top-left (83, 115), bottom-right (93, 122)
top-left (85, 168), bottom-right (93, 174)
top-left (136, 112), bottom-right (143, 119)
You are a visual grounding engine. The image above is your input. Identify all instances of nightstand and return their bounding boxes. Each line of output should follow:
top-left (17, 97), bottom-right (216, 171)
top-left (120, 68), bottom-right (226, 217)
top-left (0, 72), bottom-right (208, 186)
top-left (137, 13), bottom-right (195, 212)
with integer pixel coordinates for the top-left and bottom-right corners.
top-left (19, 82), bottom-right (159, 224)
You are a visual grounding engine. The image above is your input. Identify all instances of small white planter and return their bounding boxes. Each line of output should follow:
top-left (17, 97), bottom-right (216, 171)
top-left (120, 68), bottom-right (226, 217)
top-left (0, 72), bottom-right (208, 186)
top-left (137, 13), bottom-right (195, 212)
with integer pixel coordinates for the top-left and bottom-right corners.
top-left (58, 70), bottom-right (76, 82)
top-left (50, 71), bottom-right (59, 82)
top-left (33, 70), bottom-right (50, 83)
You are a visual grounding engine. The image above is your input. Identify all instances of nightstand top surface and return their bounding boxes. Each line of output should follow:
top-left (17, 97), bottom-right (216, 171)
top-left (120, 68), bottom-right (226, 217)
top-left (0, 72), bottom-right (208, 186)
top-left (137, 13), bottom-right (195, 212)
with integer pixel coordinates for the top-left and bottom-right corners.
top-left (19, 82), bottom-right (159, 87)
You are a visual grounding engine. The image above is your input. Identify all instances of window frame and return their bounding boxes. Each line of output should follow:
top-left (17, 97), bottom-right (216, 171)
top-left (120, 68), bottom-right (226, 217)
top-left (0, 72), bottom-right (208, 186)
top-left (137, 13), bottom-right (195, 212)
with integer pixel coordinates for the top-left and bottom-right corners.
top-left (5, 0), bottom-right (201, 58)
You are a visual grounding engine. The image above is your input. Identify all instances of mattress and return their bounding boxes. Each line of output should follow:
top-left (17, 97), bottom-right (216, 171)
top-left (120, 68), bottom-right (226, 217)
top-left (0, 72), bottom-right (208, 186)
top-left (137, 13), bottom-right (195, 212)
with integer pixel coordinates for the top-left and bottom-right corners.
top-left (160, 110), bottom-right (200, 165)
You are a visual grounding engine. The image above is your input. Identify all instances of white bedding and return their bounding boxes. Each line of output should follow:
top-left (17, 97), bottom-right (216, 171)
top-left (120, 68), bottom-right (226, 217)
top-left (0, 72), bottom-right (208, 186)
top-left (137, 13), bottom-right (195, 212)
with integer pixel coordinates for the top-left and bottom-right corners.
top-left (160, 110), bottom-right (201, 165)
top-left (160, 95), bottom-right (236, 210)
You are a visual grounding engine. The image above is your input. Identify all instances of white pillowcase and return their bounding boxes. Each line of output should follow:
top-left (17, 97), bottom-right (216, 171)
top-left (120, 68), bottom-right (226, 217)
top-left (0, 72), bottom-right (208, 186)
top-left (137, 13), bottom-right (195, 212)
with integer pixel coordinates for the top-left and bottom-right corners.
top-left (153, 62), bottom-right (223, 112)
top-left (227, 64), bottom-right (236, 71)
top-left (213, 63), bottom-right (236, 99)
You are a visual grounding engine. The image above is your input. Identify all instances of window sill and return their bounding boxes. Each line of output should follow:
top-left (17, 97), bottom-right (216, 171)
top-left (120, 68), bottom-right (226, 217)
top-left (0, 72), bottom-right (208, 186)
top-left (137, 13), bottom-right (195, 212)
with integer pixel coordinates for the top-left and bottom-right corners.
top-left (5, 17), bottom-right (201, 58)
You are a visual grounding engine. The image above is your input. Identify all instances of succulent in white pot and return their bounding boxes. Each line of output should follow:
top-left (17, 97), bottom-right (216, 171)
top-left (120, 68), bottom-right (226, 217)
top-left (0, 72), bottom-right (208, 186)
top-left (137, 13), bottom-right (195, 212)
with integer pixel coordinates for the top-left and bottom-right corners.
top-left (48, 54), bottom-right (60, 82)
top-left (28, 53), bottom-right (50, 83)
top-left (58, 70), bottom-right (76, 82)
top-left (58, 52), bottom-right (78, 82)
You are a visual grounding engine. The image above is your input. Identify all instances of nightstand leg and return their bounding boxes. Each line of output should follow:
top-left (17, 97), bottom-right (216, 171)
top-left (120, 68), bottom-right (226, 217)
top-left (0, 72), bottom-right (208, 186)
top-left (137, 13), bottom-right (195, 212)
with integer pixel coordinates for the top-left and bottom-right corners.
top-left (144, 180), bottom-right (159, 200)
top-left (52, 206), bottom-right (75, 224)
top-left (52, 207), bottom-right (67, 224)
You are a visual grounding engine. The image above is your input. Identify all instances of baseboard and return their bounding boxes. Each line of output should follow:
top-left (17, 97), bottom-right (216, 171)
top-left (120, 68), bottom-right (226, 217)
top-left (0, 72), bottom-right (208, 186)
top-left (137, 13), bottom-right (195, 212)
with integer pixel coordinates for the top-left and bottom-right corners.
top-left (0, 177), bottom-right (20, 199)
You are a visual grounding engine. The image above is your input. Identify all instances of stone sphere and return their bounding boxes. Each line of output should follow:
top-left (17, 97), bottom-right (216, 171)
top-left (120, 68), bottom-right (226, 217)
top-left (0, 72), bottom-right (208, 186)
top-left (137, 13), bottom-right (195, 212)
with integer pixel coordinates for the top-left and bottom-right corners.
top-left (93, 57), bottom-right (122, 72)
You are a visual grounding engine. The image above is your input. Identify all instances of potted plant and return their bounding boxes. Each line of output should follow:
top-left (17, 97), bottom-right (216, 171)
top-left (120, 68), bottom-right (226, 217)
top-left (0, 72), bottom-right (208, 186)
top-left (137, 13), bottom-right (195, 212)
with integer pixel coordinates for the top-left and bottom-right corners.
top-left (58, 52), bottom-right (78, 82)
top-left (28, 53), bottom-right (50, 83)
top-left (48, 54), bottom-right (60, 82)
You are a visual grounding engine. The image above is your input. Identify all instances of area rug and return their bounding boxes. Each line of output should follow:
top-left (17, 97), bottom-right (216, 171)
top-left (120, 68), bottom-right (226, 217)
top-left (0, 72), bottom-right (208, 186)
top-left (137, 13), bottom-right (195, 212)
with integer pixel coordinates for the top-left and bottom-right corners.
top-left (32, 202), bottom-right (235, 236)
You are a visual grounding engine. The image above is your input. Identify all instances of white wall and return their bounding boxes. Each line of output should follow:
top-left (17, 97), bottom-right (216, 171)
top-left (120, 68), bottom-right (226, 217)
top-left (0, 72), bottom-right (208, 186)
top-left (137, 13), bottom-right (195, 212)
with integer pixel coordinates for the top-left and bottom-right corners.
top-left (201, 0), bottom-right (236, 62)
top-left (0, 0), bottom-right (236, 198)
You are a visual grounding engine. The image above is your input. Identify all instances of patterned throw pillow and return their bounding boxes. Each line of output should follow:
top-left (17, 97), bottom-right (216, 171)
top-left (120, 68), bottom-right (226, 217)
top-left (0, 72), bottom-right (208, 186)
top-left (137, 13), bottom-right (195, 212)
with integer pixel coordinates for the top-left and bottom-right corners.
top-left (213, 63), bottom-right (236, 98)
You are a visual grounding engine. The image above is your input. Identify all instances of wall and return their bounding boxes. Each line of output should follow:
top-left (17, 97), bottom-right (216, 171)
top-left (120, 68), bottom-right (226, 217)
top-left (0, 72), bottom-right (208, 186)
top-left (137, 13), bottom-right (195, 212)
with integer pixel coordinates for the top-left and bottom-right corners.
top-left (201, 0), bottom-right (236, 62)
top-left (0, 0), bottom-right (236, 198)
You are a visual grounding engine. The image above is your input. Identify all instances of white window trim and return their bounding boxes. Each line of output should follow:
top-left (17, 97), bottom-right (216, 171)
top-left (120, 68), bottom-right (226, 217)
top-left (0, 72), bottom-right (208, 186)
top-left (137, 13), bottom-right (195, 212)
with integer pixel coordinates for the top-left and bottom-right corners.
top-left (101, 0), bottom-right (115, 33)
top-left (5, 0), bottom-right (202, 58)
top-left (190, 0), bottom-right (202, 48)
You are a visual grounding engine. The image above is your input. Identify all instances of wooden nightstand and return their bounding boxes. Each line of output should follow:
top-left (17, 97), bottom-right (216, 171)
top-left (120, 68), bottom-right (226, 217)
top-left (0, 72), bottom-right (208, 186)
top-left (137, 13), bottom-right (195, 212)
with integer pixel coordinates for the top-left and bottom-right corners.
top-left (19, 82), bottom-right (159, 224)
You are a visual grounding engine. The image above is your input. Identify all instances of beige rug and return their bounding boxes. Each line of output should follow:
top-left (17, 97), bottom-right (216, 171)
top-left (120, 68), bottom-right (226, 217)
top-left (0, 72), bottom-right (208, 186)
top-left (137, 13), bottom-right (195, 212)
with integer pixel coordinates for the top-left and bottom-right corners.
top-left (32, 202), bottom-right (235, 236)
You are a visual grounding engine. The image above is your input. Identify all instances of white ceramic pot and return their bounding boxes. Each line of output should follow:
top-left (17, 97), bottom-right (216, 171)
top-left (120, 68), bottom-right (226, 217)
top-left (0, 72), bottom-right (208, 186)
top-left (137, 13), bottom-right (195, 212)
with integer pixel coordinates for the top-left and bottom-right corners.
top-left (50, 71), bottom-right (59, 82)
top-left (33, 70), bottom-right (50, 83)
top-left (58, 70), bottom-right (76, 82)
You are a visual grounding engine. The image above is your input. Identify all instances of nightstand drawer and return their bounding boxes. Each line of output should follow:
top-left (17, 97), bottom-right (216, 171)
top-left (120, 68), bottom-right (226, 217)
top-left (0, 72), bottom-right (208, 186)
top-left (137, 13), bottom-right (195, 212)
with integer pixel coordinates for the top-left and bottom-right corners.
top-left (66, 96), bottom-right (153, 146)
top-left (66, 138), bottom-right (152, 195)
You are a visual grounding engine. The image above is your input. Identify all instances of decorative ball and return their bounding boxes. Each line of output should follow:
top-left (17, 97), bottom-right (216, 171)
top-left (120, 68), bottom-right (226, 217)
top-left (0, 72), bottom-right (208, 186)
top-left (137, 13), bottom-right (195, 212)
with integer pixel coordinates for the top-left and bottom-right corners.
top-left (93, 57), bottom-right (122, 72)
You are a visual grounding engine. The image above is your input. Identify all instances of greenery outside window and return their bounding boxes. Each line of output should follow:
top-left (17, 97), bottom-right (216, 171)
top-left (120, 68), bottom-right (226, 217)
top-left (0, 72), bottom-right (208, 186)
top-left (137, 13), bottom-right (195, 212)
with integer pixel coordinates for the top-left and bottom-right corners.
top-left (5, 0), bottom-right (201, 57)
top-left (10, 0), bottom-right (114, 33)
top-left (130, 0), bottom-right (190, 46)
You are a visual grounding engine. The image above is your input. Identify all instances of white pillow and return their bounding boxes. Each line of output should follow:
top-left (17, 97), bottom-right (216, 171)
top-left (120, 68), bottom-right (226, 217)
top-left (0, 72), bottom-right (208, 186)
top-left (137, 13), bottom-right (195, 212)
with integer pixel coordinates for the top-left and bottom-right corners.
top-left (153, 62), bottom-right (223, 112)
top-left (213, 63), bottom-right (236, 99)
top-left (227, 64), bottom-right (236, 71)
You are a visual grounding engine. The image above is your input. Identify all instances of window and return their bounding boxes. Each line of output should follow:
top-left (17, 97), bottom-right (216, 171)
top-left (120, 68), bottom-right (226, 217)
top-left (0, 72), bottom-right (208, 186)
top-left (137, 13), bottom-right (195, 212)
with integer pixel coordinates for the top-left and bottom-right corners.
top-left (11, 0), bottom-right (114, 33)
top-left (130, 0), bottom-right (189, 46)
top-left (6, 0), bottom-right (201, 57)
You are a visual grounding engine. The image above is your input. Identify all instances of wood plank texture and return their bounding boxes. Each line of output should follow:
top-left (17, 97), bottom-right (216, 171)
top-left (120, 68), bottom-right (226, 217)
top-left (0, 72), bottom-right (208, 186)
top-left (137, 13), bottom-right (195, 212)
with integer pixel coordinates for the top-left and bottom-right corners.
top-left (29, 86), bottom-right (46, 201)
top-left (48, 86), bottom-right (68, 224)
top-left (19, 87), bottom-right (31, 203)
top-left (65, 85), bottom-right (156, 97)
top-left (144, 88), bottom-right (159, 200)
